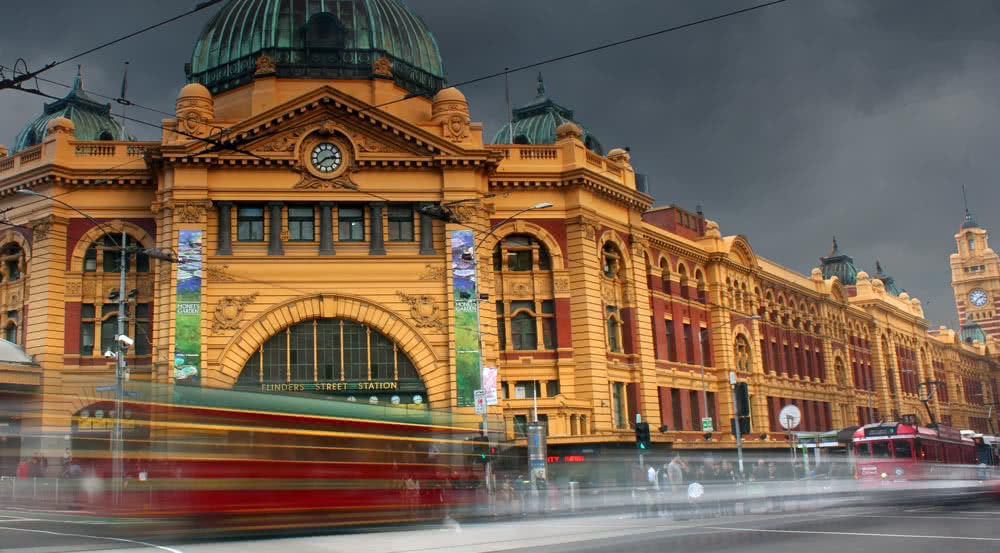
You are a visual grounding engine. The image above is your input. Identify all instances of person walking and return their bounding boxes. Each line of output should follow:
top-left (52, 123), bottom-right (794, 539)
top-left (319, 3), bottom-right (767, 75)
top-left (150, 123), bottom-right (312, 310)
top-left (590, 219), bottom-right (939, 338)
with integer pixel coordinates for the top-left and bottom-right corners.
top-left (667, 453), bottom-right (685, 520)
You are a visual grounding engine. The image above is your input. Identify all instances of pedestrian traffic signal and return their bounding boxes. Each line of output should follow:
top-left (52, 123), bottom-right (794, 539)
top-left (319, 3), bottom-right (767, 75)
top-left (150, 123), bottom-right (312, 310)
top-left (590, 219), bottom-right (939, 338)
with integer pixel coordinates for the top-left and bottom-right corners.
top-left (734, 382), bottom-right (750, 418)
top-left (635, 422), bottom-right (651, 450)
top-left (730, 417), bottom-right (751, 435)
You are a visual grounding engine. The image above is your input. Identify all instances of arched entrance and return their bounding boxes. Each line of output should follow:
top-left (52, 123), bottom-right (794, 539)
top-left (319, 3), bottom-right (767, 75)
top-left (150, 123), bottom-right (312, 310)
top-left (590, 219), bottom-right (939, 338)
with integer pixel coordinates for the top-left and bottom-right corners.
top-left (235, 317), bottom-right (429, 406)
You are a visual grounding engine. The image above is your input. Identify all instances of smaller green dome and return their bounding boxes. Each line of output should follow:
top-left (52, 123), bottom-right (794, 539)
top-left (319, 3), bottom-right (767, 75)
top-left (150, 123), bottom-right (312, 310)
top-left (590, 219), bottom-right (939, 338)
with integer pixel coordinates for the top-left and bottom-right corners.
top-left (961, 323), bottom-right (987, 345)
top-left (12, 67), bottom-right (133, 152)
top-left (492, 73), bottom-right (603, 154)
top-left (820, 236), bottom-right (859, 286)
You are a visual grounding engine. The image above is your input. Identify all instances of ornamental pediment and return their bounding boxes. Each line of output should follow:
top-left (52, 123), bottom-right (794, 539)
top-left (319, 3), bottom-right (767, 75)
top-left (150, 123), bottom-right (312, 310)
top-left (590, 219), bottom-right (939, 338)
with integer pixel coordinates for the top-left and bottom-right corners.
top-left (163, 85), bottom-right (492, 162)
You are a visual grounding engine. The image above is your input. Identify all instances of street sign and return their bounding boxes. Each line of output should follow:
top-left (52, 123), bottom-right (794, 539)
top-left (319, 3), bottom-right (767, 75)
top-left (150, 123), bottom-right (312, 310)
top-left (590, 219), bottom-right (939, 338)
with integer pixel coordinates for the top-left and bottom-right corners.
top-left (123, 391), bottom-right (140, 398)
top-left (779, 404), bottom-right (801, 430)
top-left (96, 385), bottom-right (118, 393)
top-left (701, 417), bottom-right (714, 432)
top-left (474, 390), bottom-right (486, 414)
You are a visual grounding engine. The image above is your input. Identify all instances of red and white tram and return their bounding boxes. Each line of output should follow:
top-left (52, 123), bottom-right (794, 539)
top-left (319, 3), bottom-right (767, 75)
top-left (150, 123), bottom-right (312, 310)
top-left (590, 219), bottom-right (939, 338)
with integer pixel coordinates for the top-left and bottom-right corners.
top-left (852, 422), bottom-right (978, 483)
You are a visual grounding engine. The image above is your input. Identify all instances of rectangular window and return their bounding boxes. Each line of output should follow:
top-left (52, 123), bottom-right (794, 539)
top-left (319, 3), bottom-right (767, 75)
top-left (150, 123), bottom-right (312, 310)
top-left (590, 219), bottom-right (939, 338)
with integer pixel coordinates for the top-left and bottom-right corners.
top-left (706, 391), bottom-right (717, 430)
top-left (388, 205), bottom-right (414, 241)
top-left (515, 380), bottom-right (539, 399)
top-left (541, 299), bottom-right (556, 350)
top-left (80, 304), bottom-right (96, 355)
top-left (613, 382), bottom-right (625, 429)
top-left (671, 388), bottom-right (683, 432)
top-left (288, 206), bottom-right (315, 241)
top-left (700, 327), bottom-right (711, 367)
top-left (665, 319), bottom-right (677, 362)
top-left (514, 415), bottom-right (528, 437)
top-left (683, 323), bottom-right (694, 364)
top-left (784, 345), bottom-right (792, 376)
top-left (134, 303), bottom-right (151, 355)
top-left (772, 342), bottom-right (781, 375)
top-left (537, 414), bottom-right (549, 436)
top-left (689, 390), bottom-right (700, 431)
top-left (546, 380), bottom-right (560, 397)
top-left (237, 206), bottom-right (265, 242)
top-left (508, 250), bottom-right (532, 271)
top-left (84, 245), bottom-right (97, 272)
top-left (338, 206), bottom-right (365, 241)
top-left (100, 304), bottom-right (119, 354)
top-left (496, 301), bottom-right (506, 351)
top-left (651, 316), bottom-right (660, 359)
top-left (501, 381), bottom-right (509, 400)
top-left (316, 319), bottom-right (341, 381)
top-left (512, 312), bottom-right (537, 350)
top-left (760, 340), bottom-right (769, 372)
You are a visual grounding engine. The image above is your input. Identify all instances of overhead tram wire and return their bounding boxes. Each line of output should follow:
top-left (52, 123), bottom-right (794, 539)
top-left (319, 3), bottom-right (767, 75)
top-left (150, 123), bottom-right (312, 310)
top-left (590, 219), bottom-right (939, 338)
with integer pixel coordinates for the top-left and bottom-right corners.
top-left (193, 0), bottom-right (789, 157)
top-left (0, 0), bottom-right (227, 92)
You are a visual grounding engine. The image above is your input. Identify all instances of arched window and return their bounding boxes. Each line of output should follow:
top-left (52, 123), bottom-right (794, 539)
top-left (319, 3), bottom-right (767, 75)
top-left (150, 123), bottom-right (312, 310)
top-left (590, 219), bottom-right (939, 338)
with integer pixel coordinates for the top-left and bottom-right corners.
top-left (678, 265), bottom-right (689, 300)
top-left (83, 234), bottom-right (149, 273)
top-left (511, 311), bottom-right (538, 350)
top-left (493, 234), bottom-right (551, 272)
top-left (237, 318), bottom-right (424, 403)
top-left (696, 270), bottom-right (707, 304)
top-left (602, 243), bottom-right (623, 279)
top-left (660, 259), bottom-right (671, 295)
top-left (0, 243), bottom-right (23, 282)
top-left (98, 131), bottom-right (114, 141)
top-left (303, 12), bottom-right (347, 49)
top-left (606, 306), bottom-right (622, 353)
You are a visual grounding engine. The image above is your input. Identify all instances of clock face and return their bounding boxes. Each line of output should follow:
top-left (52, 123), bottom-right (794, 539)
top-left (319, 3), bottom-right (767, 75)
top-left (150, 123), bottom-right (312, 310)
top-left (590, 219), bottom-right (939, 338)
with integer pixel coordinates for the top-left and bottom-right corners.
top-left (969, 288), bottom-right (989, 307)
top-left (310, 142), bottom-right (342, 173)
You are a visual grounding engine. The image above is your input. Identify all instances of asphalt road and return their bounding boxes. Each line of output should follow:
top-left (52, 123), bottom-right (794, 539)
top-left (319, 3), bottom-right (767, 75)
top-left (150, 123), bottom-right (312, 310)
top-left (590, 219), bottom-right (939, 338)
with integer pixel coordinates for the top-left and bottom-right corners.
top-left (2, 497), bottom-right (998, 553)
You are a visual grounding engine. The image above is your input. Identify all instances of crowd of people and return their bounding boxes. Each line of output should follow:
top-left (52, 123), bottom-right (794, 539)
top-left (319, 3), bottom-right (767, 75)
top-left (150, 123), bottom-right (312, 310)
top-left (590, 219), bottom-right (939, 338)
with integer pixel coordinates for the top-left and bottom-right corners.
top-left (14, 448), bottom-right (81, 479)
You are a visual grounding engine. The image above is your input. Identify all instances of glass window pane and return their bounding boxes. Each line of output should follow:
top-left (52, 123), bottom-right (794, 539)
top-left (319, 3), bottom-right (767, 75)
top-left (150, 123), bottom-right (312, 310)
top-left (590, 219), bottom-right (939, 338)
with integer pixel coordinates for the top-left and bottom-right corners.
top-left (342, 321), bottom-right (368, 380)
top-left (397, 352), bottom-right (418, 380)
top-left (512, 313), bottom-right (536, 350)
top-left (81, 304), bottom-right (96, 319)
top-left (511, 300), bottom-right (534, 312)
top-left (538, 244), bottom-right (551, 270)
top-left (135, 322), bottom-right (151, 355)
top-left (101, 317), bottom-right (117, 352)
top-left (893, 440), bottom-right (913, 460)
top-left (497, 317), bottom-right (506, 351)
top-left (370, 332), bottom-right (394, 380)
top-left (289, 322), bottom-right (314, 382)
top-left (237, 352), bottom-right (261, 388)
top-left (316, 319), bottom-right (341, 381)
top-left (84, 244), bottom-right (97, 272)
top-left (262, 331), bottom-right (287, 383)
top-left (543, 318), bottom-right (556, 350)
top-left (510, 250), bottom-right (531, 271)
top-left (871, 441), bottom-right (891, 458)
top-left (79, 322), bottom-right (94, 355)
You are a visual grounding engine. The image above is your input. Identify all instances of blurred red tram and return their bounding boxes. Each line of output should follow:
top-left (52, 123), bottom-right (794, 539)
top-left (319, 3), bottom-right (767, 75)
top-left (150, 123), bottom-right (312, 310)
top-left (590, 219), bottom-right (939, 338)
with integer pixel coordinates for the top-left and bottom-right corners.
top-left (851, 422), bottom-right (980, 484)
top-left (67, 385), bottom-right (488, 528)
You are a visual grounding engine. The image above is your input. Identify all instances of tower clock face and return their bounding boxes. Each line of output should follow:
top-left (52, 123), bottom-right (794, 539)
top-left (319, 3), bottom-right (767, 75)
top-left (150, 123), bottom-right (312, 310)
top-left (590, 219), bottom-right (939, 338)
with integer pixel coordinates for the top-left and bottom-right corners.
top-left (969, 288), bottom-right (989, 307)
top-left (310, 142), bottom-right (342, 173)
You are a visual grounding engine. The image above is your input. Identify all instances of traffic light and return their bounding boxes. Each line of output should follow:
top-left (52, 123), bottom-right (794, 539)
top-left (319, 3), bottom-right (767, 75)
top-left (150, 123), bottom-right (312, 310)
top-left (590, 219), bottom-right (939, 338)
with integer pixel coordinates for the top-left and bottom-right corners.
top-left (734, 382), bottom-right (750, 418)
top-left (730, 417), bottom-right (751, 435)
top-left (635, 422), bottom-right (651, 450)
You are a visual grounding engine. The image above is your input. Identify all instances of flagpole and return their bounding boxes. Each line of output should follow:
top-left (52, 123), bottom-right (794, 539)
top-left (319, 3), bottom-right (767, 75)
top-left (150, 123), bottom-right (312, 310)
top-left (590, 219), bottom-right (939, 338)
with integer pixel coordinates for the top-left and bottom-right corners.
top-left (118, 62), bottom-right (129, 140)
top-left (504, 67), bottom-right (513, 144)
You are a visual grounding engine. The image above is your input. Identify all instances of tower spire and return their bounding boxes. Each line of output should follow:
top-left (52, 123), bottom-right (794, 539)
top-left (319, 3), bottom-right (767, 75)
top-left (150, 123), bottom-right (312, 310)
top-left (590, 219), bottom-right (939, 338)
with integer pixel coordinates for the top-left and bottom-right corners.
top-left (536, 72), bottom-right (546, 98)
top-left (961, 185), bottom-right (980, 229)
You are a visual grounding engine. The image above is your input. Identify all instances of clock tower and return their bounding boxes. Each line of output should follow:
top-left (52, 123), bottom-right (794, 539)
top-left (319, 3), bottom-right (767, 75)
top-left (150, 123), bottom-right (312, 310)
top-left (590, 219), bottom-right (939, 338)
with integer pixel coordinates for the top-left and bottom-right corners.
top-left (950, 205), bottom-right (1000, 343)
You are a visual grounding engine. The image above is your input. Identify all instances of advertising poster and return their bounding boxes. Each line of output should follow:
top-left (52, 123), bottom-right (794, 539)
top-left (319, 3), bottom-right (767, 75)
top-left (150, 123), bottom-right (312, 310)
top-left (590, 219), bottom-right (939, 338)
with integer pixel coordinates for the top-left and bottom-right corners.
top-left (174, 230), bottom-right (203, 385)
top-left (482, 366), bottom-right (498, 405)
top-left (451, 230), bottom-right (481, 407)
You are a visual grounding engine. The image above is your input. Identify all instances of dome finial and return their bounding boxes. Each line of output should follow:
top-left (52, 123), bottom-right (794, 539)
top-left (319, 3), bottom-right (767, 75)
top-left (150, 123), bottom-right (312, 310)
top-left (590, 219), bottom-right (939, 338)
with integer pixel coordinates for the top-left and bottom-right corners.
top-left (961, 184), bottom-right (980, 229)
top-left (875, 259), bottom-right (883, 276)
top-left (536, 72), bottom-right (546, 98)
top-left (72, 65), bottom-right (83, 91)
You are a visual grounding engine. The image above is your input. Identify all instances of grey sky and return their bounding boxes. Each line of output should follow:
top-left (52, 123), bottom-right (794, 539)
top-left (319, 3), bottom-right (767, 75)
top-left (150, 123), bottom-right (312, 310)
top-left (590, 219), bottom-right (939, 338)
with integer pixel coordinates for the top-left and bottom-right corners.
top-left (2, 0), bottom-right (997, 329)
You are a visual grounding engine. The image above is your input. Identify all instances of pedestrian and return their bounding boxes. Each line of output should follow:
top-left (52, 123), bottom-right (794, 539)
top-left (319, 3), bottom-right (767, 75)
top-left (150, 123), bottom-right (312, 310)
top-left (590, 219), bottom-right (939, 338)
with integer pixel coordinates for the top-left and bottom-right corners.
top-left (667, 453), bottom-right (685, 520)
top-left (16, 458), bottom-right (28, 479)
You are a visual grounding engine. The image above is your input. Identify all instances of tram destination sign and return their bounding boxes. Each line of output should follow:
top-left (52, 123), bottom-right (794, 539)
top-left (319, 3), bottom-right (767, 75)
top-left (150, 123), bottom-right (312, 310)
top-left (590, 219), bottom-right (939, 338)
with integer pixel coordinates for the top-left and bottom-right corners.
top-left (864, 426), bottom-right (897, 437)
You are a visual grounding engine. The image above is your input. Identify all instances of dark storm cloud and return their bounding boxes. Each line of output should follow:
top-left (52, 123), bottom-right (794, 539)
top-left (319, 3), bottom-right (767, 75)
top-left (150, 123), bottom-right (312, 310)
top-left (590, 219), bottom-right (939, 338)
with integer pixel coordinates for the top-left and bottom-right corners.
top-left (2, 0), bottom-right (997, 328)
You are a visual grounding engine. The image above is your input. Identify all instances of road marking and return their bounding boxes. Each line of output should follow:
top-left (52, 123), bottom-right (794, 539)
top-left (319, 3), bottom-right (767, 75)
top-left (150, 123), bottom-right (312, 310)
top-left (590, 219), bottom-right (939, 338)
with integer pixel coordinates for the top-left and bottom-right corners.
top-left (703, 526), bottom-right (1000, 541)
top-left (0, 526), bottom-right (184, 553)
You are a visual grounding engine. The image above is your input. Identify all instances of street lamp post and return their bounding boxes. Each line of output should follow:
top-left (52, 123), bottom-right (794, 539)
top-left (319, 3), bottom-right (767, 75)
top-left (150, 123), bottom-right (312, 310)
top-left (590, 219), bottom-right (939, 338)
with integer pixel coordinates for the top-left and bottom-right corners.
top-left (16, 190), bottom-right (178, 505)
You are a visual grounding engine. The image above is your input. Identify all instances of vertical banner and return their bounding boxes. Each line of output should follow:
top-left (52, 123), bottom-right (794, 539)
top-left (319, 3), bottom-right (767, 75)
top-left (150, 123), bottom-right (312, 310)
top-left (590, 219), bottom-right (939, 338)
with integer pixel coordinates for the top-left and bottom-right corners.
top-left (482, 366), bottom-right (498, 405)
top-left (527, 422), bottom-right (547, 482)
top-left (451, 230), bottom-right (481, 407)
top-left (174, 230), bottom-right (203, 385)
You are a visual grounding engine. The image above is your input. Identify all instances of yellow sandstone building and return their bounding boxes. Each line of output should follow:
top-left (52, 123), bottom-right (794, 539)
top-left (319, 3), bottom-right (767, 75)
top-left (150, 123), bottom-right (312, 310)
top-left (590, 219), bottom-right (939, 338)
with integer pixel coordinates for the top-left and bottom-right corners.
top-left (0, 0), bottom-right (996, 479)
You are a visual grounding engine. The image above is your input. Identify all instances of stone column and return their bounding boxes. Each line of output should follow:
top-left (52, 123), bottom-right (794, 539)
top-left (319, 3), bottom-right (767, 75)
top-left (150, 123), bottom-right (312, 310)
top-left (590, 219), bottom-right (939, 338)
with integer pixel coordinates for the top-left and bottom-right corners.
top-left (419, 202), bottom-right (436, 255)
top-left (268, 201), bottom-right (284, 256)
top-left (369, 202), bottom-right (386, 256)
top-left (215, 201), bottom-right (232, 256)
top-left (319, 201), bottom-right (335, 256)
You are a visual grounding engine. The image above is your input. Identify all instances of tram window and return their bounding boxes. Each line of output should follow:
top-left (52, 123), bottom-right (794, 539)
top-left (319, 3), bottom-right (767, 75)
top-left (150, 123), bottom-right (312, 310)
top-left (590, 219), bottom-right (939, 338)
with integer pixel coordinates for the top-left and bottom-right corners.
top-left (892, 440), bottom-right (913, 460)
top-left (871, 441), bottom-right (891, 458)
top-left (855, 443), bottom-right (870, 456)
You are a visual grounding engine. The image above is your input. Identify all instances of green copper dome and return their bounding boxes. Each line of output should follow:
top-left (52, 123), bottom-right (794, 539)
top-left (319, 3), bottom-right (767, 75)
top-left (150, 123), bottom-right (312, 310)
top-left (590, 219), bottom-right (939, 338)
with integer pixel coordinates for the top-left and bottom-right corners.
top-left (819, 236), bottom-right (859, 286)
top-left (12, 67), bottom-right (133, 152)
top-left (187, 0), bottom-right (445, 97)
top-left (961, 323), bottom-right (987, 345)
top-left (492, 74), bottom-right (603, 154)
top-left (872, 260), bottom-right (904, 296)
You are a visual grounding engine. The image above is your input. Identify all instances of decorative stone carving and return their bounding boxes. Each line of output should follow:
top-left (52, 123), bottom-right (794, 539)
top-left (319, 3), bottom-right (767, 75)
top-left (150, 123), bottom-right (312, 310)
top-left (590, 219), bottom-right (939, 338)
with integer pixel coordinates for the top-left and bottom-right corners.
top-left (65, 282), bottom-right (82, 296)
top-left (396, 291), bottom-right (446, 333)
top-left (734, 334), bottom-right (752, 372)
top-left (259, 128), bottom-right (303, 152)
top-left (554, 278), bottom-right (569, 292)
top-left (431, 87), bottom-right (470, 143)
top-left (175, 83), bottom-right (214, 140)
top-left (351, 132), bottom-right (400, 153)
top-left (509, 281), bottom-right (532, 296)
top-left (293, 164), bottom-right (361, 190)
top-left (174, 200), bottom-right (211, 223)
top-left (255, 54), bottom-right (276, 75)
top-left (137, 276), bottom-right (154, 296)
top-left (580, 218), bottom-right (599, 240)
top-left (373, 56), bottom-right (393, 77)
top-left (418, 264), bottom-right (446, 281)
top-left (449, 204), bottom-right (484, 224)
top-left (31, 218), bottom-right (52, 241)
top-left (82, 280), bottom-right (96, 296)
top-left (211, 292), bottom-right (258, 334)
top-left (206, 264), bottom-right (235, 282)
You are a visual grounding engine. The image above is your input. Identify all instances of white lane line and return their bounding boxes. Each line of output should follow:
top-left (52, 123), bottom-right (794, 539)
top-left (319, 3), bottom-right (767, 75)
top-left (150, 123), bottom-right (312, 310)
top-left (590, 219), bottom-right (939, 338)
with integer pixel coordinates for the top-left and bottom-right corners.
top-left (855, 514), bottom-right (996, 521)
top-left (703, 526), bottom-right (1000, 542)
top-left (0, 526), bottom-right (184, 553)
